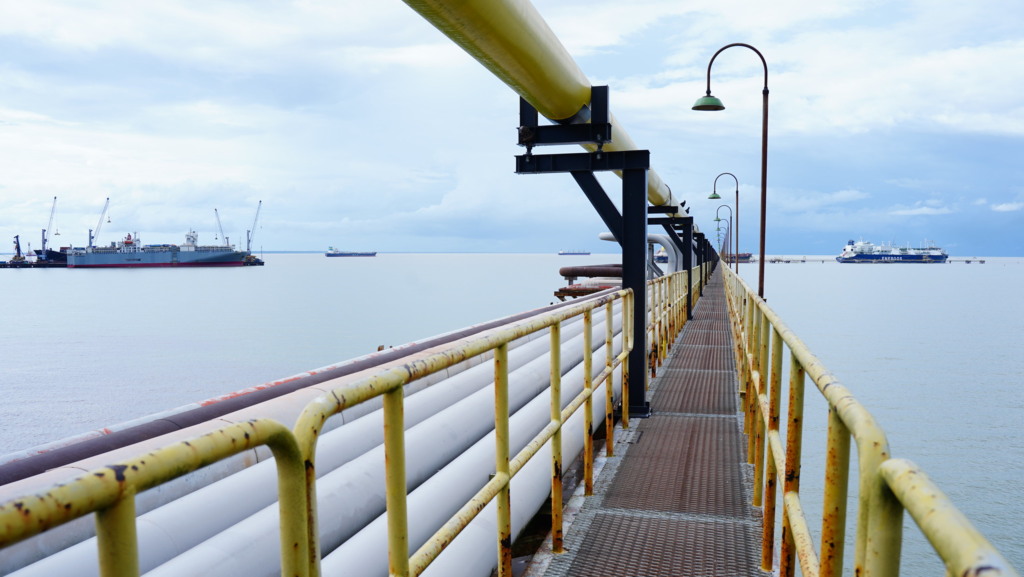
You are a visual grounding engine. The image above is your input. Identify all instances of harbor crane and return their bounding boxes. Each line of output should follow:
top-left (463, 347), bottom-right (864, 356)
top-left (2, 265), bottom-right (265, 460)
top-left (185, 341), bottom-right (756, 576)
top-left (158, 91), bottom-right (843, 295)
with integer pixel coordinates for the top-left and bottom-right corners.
top-left (40, 196), bottom-right (58, 256)
top-left (88, 197), bottom-right (110, 248)
top-left (11, 235), bottom-right (25, 263)
top-left (246, 200), bottom-right (261, 253)
top-left (214, 208), bottom-right (228, 247)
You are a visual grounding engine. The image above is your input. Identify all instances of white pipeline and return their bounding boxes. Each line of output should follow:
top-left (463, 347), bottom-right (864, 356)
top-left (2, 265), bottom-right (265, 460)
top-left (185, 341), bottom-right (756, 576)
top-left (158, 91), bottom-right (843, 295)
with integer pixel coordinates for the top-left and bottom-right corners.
top-left (9, 307), bottom-right (619, 577)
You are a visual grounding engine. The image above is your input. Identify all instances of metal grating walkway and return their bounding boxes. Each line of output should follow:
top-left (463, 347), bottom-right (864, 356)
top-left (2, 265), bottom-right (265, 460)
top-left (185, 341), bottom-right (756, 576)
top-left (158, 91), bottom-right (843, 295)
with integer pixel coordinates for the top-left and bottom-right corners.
top-left (527, 269), bottom-right (768, 577)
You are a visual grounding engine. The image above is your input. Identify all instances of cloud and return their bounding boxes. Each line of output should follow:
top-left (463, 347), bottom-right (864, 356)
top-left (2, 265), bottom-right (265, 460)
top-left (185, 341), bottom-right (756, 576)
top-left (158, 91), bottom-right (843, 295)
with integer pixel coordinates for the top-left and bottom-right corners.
top-left (890, 206), bottom-right (953, 216)
top-left (991, 202), bottom-right (1024, 212)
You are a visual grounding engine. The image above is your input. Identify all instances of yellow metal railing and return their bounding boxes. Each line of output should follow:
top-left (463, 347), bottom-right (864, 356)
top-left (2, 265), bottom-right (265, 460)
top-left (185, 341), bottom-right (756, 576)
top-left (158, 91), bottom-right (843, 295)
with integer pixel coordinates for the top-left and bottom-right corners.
top-left (647, 267), bottom-right (699, 378)
top-left (0, 268), bottom-right (706, 577)
top-left (291, 287), bottom-right (640, 577)
top-left (0, 419), bottom-right (310, 577)
top-left (720, 264), bottom-right (1019, 577)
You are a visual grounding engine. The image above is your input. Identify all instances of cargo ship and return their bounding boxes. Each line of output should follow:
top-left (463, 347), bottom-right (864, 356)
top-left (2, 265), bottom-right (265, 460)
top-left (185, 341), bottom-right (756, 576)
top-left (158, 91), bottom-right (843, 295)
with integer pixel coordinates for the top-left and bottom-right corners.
top-left (67, 231), bottom-right (263, 268)
top-left (724, 252), bottom-right (753, 263)
top-left (836, 239), bottom-right (948, 263)
top-left (326, 247), bottom-right (376, 257)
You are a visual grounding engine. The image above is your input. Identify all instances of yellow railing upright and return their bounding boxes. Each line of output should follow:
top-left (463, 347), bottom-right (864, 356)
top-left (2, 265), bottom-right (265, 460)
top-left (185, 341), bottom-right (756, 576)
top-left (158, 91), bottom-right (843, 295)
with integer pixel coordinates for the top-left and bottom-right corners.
top-left (719, 263), bottom-right (1019, 577)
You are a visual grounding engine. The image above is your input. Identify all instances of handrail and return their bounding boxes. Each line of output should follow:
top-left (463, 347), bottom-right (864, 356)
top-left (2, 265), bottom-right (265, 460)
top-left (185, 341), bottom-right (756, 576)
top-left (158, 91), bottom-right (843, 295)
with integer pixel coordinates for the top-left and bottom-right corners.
top-left (720, 264), bottom-right (1020, 577)
top-left (0, 419), bottom-right (309, 577)
top-left (291, 285), bottom-right (639, 576)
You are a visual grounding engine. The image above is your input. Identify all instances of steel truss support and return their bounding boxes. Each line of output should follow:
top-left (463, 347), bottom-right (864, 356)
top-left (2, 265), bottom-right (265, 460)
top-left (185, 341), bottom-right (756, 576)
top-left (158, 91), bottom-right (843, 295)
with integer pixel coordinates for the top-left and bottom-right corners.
top-left (516, 86), bottom-right (650, 417)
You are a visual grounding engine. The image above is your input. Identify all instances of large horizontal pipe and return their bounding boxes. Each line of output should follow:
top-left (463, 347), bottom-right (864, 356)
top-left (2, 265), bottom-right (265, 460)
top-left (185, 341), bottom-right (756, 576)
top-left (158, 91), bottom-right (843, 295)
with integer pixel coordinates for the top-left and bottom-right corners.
top-left (9, 308), bottom-right (622, 576)
top-left (322, 339), bottom-right (622, 576)
top-left (138, 317), bottom-right (621, 577)
top-left (0, 297), bottom-right (593, 484)
top-left (1, 301), bottom-right (615, 575)
top-left (402, 0), bottom-right (682, 213)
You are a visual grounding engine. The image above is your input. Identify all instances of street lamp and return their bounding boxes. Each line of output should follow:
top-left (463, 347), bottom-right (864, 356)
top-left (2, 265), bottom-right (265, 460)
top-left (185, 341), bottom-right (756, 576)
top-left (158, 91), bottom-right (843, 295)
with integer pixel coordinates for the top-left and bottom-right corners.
top-left (715, 204), bottom-right (733, 263)
top-left (694, 44), bottom-right (769, 299)
top-left (708, 172), bottom-right (740, 275)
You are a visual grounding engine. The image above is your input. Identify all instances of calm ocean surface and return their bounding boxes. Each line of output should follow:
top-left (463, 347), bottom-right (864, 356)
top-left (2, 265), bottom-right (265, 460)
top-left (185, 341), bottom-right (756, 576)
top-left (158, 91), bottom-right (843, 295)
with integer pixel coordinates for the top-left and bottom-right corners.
top-left (1, 253), bottom-right (1021, 572)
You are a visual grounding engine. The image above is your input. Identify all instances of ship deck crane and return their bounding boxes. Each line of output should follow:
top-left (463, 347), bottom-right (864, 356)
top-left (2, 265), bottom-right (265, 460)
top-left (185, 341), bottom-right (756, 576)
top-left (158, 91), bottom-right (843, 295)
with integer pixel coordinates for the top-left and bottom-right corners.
top-left (41, 196), bottom-right (57, 254)
top-left (214, 208), bottom-right (228, 247)
top-left (246, 200), bottom-right (262, 253)
top-left (89, 198), bottom-right (110, 248)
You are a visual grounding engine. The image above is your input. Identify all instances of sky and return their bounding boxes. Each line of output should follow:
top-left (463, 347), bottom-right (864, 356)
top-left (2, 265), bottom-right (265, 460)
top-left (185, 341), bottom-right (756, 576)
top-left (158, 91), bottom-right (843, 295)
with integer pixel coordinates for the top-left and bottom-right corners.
top-left (1, 0), bottom-right (1022, 256)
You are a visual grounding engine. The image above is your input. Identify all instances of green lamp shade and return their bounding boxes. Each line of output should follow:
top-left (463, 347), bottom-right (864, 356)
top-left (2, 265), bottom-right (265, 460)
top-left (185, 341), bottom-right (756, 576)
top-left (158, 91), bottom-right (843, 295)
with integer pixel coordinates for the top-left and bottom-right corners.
top-left (692, 95), bottom-right (725, 111)
top-left (708, 191), bottom-right (722, 199)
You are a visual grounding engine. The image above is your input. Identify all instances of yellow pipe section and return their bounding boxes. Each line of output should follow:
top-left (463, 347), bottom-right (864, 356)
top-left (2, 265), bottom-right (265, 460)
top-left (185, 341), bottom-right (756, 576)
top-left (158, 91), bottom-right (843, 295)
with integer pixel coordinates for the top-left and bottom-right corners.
top-left (401, 0), bottom-right (681, 211)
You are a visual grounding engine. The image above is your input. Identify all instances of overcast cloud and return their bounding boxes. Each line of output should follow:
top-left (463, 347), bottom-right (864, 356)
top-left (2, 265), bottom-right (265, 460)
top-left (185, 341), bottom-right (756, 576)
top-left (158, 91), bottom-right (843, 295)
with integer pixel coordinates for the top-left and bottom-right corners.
top-left (1, 0), bottom-right (1022, 256)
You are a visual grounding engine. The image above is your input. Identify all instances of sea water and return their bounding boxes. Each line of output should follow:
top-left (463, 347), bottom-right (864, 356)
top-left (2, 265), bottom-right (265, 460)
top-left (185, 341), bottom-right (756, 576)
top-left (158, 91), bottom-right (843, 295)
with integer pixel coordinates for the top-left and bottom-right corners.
top-left (737, 257), bottom-right (1024, 575)
top-left (0, 253), bottom-right (612, 453)
top-left (1, 253), bottom-right (1020, 572)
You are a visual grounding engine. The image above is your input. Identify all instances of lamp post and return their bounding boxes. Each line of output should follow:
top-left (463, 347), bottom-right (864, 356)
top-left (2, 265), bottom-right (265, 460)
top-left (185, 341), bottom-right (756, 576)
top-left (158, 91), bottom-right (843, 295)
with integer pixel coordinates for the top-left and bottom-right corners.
top-left (715, 205), bottom-right (733, 264)
top-left (694, 44), bottom-right (769, 299)
top-left (707, 172), bottom-right (740, 275)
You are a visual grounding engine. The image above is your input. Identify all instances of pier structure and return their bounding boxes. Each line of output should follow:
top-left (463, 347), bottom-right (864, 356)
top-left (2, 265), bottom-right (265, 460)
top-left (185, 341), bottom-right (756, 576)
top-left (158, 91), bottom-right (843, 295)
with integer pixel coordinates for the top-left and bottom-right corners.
top-left (1, 263), bottom-right (1018, 576)
top-left (1, 1), bottom-right (1019, 575)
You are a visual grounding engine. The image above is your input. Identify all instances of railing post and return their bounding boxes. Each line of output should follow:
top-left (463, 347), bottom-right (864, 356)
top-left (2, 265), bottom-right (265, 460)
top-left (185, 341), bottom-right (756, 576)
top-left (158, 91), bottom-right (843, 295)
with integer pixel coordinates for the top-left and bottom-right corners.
top-left (384, 386), bottom-right (410, 577)
top-left (622, 291), bottom-right (632, 429)
top-left (820, 407), bottom-right (851, 577)
top-left (604, 301), bottom-right (615, 456)
top-left (549, 324), bottom-right (564, 553)
top-left (761, 326), bottom-right (783, 571)
top-left (583, 310), bottom-right (594, 495)
top-left (780, 352), bottom-right (806, 577)
top-left (494, 343), bottom-right (512, 577)
top-left (96, 495), bottom-right (139, 577)
top-left (747, 307), bottom-right (763, 461)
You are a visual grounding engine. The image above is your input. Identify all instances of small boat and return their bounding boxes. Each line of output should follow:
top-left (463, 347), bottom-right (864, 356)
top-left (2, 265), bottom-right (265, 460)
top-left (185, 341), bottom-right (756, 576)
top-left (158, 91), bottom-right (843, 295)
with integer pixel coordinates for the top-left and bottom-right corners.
top-left (558, 249), bottom-right (590, 256)
top-left (326, 247), bottom-right (376, 257)
top-left (835, 239), bottom-right (948, 263)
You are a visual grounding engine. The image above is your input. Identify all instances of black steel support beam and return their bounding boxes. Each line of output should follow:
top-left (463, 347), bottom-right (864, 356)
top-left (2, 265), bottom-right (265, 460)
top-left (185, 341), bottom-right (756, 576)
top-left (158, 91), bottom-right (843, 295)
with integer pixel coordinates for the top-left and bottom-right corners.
top-left (516, 150), bottom-right (651, 174)
top-left (695, 232), bottom-right (706, 296)
top-left (515, 85), bottom-right (650, 418)
top-left (682, 222), bottom-right (694, 320)
top-left (622, 166), bottom-right (650, 418)
top-left (571, 171), bottom-right (622, 243)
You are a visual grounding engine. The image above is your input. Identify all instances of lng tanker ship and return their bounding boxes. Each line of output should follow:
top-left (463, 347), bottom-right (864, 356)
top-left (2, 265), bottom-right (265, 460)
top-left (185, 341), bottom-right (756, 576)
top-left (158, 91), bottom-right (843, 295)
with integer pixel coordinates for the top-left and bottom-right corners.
top-left (67, 231), bottom-right (263, 268)
top-left (836, 239), bottom-right (948, 263)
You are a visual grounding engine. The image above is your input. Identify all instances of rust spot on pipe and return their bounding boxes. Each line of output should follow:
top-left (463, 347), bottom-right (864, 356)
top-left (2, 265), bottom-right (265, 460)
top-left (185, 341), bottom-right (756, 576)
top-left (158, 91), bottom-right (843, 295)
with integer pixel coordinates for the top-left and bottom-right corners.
top-left (107, 464), bottom-right (128, 482)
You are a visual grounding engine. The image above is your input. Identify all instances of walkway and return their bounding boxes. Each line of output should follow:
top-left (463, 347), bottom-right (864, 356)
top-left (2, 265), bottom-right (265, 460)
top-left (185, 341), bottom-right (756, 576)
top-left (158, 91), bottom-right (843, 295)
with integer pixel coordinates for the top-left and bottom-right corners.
top-left (527, 268), bottom-right (769, 577)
